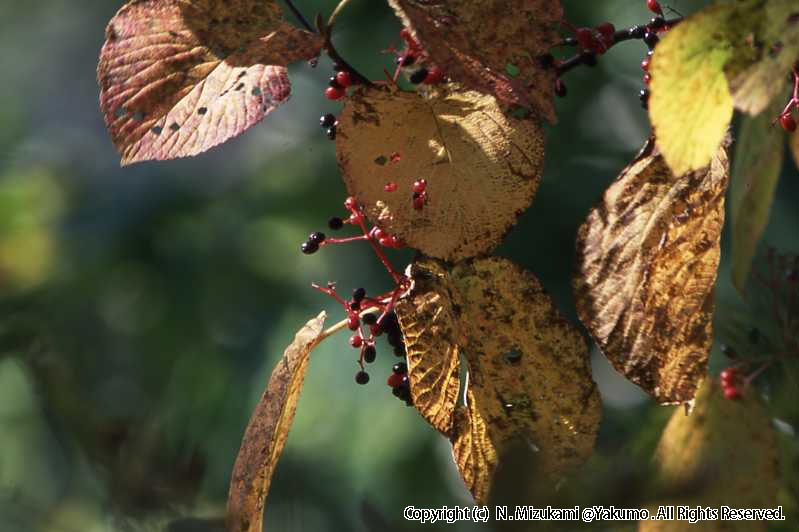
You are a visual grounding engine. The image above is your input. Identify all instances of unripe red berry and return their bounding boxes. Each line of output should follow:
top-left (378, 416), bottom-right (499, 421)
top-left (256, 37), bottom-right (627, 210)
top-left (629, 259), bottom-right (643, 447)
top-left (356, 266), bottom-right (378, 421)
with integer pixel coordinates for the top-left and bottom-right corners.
top-left (347, 315), bottom-right (360, 331)
top-left (412, 179), bottom-right (426, 194)
top-left (597, 22), bottom-right (615, 45)
top-left (641, 57), bottom-right (651, 71)
top-left (384, 182), bottom-right (398, 192)
top-left (576, 27), bottom-right (598, 52)
top-left (647, 0), bottom-right (663, 15)
top-left (413, 194), bottom-right (425, 210)
top-left (324, 86), bottom-right (345, 100)
top-left (723, 387), bottom-right (741, 400)
top-left (720, 368), bottom-right (736, 385)
top-left (335, 70), bottom-right (353, 88)
top-left (424, 67), bottom-right (444, 84)
top-left (643, 73), bottom-right (652, 85)
top-left (387, 372), bottom-right (404, 388)
top-left (350, 334), bottom-right (363, 348)
top-left (344, 196), bottom-right (357, 210)
top-left (780, 113), bottom-right (797, 132)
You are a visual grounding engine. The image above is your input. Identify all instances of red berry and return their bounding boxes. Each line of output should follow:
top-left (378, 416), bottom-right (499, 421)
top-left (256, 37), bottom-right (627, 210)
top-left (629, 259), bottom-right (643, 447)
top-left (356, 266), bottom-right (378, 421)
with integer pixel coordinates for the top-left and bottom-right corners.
top-left (384, 182), bottom-right (398, 193)
top-left (399, 28), bottom-right (412, 40)
top-left (597, 22), bottom-right (615, 43)
top-left (780, 113), bottom-right (797, 132)
top-left (335, 70), bottom-right (353, 88)
top-left (412, 179), bottom-right (426, 194)
top-left (723, 387), bottom-right (741, 400)
top-left (347, 315), bottom-right (360, 331)
top-left (424, 67), bottom-right (445, 84)
top-left (641, 57), bottom-right (651, 71)
top-left (387, 372), bottom-right (404, 388)
top-left (350, 334), bottom-right (363, 348)
top-left (369, 324), bottom-right (383, 337)
top-left (373, 227), bottom-right (385, 240)
top-left (576, 27), bottom-right (598, 52)
top-left (720, 368), bottom-right (736, 385)
top-left (413, 194), bottom-right (425, 210)
top-left (324, 86), bottom-right (345, 100)
top-left (643, 73), bottom-right (652, 85)
top-left (344, 196), bottom-right (357, 210)
top-left (647, 0), bottom-right (663, 15)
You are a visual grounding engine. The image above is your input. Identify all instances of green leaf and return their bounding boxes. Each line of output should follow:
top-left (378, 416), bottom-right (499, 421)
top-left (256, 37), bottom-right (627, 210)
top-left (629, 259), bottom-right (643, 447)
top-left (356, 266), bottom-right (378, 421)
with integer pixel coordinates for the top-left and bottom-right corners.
top-left (730, 101), bottom-right (785, 293)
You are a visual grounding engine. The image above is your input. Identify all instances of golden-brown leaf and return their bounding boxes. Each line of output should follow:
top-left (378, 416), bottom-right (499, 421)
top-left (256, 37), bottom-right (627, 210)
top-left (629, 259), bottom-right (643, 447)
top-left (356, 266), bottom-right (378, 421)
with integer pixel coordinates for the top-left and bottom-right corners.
top-left (639, 380), bottom-right (779, 532)
top-left (574, 139), bottom-right (729, 405)
top-left (388, 0), bottom-right (563, 122)
top-left (336, 84), bottom-right (545, 262)
top-left (226, 312), bottom-right (326, 532)
top-left (98, 0), bottom-right (322, 165)
top-left (398, 257), bottom-right (601, 502)
top-left (395, 260), bottom-right (461, 436)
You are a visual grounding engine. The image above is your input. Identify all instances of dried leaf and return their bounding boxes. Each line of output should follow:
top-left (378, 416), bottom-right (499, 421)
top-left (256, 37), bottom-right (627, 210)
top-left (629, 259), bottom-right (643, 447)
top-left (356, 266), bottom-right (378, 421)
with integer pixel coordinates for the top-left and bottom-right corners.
top-left (227, 312), bottom-right (326, 532)
top-left (98, 0), bottom-right (322, 165)
top-left (397, 257), bottom-right (601, 502)
top-left (730, 101), bottom-right (785, 293)
top-left (395, 260), bottom-right (461, 436)
top-left (574, 139), bottom-right (729, 405)
top-left (649, 0), bottom-right (799, 175)
top-left (336, 84), bottom-right (545, 261)
top-left (639, 380), bottom-right (779, 532)
top-left (388, 0), bottom-right (563, 123)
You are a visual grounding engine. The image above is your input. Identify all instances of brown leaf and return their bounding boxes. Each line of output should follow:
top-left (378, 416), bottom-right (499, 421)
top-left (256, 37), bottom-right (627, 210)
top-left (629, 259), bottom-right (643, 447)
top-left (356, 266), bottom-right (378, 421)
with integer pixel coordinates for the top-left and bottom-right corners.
top-left (395, 260), bottom-right (461, 436)
top-left (639, 380), bottom-right (779, 532)
top-left (97, 0), bottom-right (322, 165)
top-left (226, 312), bottom-right (326, 532)
top-left (397, 257), bottom-right (601, 502)
top-left (574, 139), bottom-right (729, 405)
top-left (388, 0), bottom-right (563, 122)
top-left (336, 84), bottom-right (545, 262)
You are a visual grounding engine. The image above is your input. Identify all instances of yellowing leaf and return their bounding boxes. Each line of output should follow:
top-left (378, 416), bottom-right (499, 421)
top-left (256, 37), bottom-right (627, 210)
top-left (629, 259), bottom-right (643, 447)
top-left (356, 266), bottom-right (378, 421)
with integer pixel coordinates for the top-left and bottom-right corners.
top-left (388, 0), bottom-right (563, 122)
top-left (97, 0), bottom-right (322, 165)
top-left (395, 260), bottom-right (461, 436)
top-left (639, 380), bottom-right (779, 532)
top-left (649, 4), bottom-right (736, 176)
top-left (730, 101), bottom-right (785, 293)
top-left (574, 139), bottom-right (729, 405)
top-left (336, 85), bottom-right (545, 261)
top-left (227, 312), bottom-right (326, 532)
top-left (397, 257), bottom-right (601, 502)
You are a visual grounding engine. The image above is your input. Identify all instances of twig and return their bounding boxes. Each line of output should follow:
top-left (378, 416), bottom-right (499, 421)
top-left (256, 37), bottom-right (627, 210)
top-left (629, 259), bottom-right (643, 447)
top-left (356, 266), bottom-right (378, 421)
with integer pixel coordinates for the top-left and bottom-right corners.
top-left (328, 0), bottom-right (355, 28)
top-left (315, 14), bottom-right (374, 86)
top-left (283, 0), bottom-right (315, 34)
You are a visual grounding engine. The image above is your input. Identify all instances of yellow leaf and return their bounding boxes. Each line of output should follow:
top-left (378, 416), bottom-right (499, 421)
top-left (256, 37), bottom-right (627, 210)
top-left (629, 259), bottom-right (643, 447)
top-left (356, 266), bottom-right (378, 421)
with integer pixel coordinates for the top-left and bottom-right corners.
top-left (398, 257), bottom-right (601, 502)
top-left (97, 0), bottom-right (322, 165)
top-left (336, 84), bottom-right (545, 261)
top-left (226, 312), bottom-right (326, 532)
top-left (639, 380), bottom-right (779, 532)
top-left (388, 0), bottom-right (563, 122)
top-left (574, 139), bottom-right (729, 405)
top-left (730, 101), bottom-right (785, 293)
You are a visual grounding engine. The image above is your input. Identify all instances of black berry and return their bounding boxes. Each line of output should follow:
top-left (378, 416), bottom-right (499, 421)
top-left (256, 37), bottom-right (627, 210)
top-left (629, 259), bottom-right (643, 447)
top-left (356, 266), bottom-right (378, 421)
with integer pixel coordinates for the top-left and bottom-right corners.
top-left (309, 231), bottom-right (326, 244)
top-left (393, 362), bottom-right (407, 374)
top-left (398, 54), bottom-right (416, 67)
top-left (355, 370), bottom-right (370, 385)
top-left (410, 68), bottom-right (428, 84)
top-left (629, 25), bottom-right (646, 39)
top-left (328, 217), bottom-right (344, 230)
top-left (581, 53), bottom-right (598, 67)
top-left (352, 287), bottom-right (366, 303)
top-left (320, 113), bottom-right (336, 128)
top-left (644, 31), bottom-right (659, 48)
top-left (326, 127), bottom-right (336, 140)
top-left (363, 345), bottom-right (376, 363)
top-left (362, 313), bottom-right (377, 325)
top-left (301, 241), bottom-right (319, 254)
top-left (649, 16), bottom-right (666, 29)
top-left (639, 88), bottom-right (650, 109)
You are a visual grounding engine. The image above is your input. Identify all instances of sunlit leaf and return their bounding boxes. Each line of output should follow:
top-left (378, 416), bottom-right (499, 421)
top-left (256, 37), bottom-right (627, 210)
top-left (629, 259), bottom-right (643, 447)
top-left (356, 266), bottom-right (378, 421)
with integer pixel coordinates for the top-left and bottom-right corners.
top-left (649, 0), bottom-right (799, 175)
top-left (398, 257), bottom-right (601, 502)
top-left (336, 84), bottom-right (545, 261)
top-left (395, 260), bottom-right (461, 436)
top-left (227, 312), bottom-right (326, 532)
top-left (97, 0), bottom-right (322, 165)
top-left (730, 101), bottom-right (785, 293)
top-left (639, 380), bottom-right (779, 532)
top-left (574, 139), bottom-right (729, 405)
top-left (387, 0), bottom-right (563, 122)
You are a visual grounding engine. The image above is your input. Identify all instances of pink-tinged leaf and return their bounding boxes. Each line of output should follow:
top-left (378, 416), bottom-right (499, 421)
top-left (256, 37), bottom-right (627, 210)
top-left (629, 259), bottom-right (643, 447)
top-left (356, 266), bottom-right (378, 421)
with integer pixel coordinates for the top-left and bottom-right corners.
top-left (97, 0), bottom-right (323, 165)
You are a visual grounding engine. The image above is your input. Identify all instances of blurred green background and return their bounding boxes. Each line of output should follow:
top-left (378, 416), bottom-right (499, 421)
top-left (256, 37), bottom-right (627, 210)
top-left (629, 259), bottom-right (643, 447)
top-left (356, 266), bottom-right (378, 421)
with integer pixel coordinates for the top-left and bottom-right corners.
top-left (0, 1), bottom-right (797, 531)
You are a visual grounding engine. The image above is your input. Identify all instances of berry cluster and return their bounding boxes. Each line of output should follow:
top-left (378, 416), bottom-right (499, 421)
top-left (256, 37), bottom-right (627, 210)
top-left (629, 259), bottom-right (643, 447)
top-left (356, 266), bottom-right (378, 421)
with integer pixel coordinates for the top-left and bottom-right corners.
top-left (393, 29), bottom-right (445, 86)
top-left (324, 67), bottom-right (357, 101)
top-left (777, 63), bottom-right (799, 132)
top-left (719, 367), bottom-right (742, 400)
top-left (387, 361), bottom-right (412, 406)
top-left (412, 178), bottom-right (427, 210)
top-left (319, 113), bottom-right (338, 140)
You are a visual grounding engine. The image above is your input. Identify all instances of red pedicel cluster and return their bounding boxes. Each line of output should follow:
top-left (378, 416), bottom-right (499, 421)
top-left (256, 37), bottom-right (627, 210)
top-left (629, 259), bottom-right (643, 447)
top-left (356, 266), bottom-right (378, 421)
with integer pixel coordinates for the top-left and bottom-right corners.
top-left (777, 63), bottom-right (799, 132)
top-left (301, 196), bottom-right (415, 399)
top-left (394, 29), bottom-right (445, 86)
top-left (324, 65), bottom-right (357, 101)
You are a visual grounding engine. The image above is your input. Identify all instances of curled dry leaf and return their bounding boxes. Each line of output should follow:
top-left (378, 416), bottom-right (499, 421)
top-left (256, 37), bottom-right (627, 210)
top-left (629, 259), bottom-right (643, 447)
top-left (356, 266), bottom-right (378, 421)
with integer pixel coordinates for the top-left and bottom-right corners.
top-left (730, 100), bottom-right (785, 294)
top-left (388, 0), bottom-right (563, 123)
top-left (638, 380), bottom-right (779, 532)
top-left (397, 257), bottom-right (601, 503)
top-left (98, 0), bottom-right (322, 165)
top-left (336, 84), bottom-right (545, 262)
top-left (574, 139), bottom-right (729, 405)
top-left (227, 312), bottom-right (326, 532)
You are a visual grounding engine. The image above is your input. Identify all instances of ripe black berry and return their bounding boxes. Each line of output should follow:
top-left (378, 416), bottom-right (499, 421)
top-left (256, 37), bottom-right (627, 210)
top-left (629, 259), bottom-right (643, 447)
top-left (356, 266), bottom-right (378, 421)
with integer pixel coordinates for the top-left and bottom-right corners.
top-left (629, 25), bottom-right (646, 39)
top-left (309, 231), bottom-right (326, 244)
top-left (639, 88), bottom-right (650, 109)
top-left (329, 76), bottom-right (342, 89)
top-left (649, 16), bottom-right (666, 29)
top-left (387, 330), bottom-right (402, 347)
top-left (355, 370), bottom-right (370, 385)
top-left (581, 53), bottom-right (598, 67)
top-left (301, 241), bottom-right (319, 254)
top-left (328, 217), bottom-right (344, 230)
top-left (320, 113), bottom-right (336, 128)
top-left (410, 68), bottom-right (428, 84)
top-left (398, 54), bottom-right (416, 67)
top-left (352, 287), bottom-right (366, 302)
top-left (326, 127), bottom-right (336, 140)
top-left (644, 31), bottom-right (659, 48)
top-left (392, 362), bottom-right (407, 374)
top-left (363, 345), bottom-right (376, 363)
top-left (362, 313), bottom-right (377, 325)
top-left (393, 344), bottom-right (406, 358)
